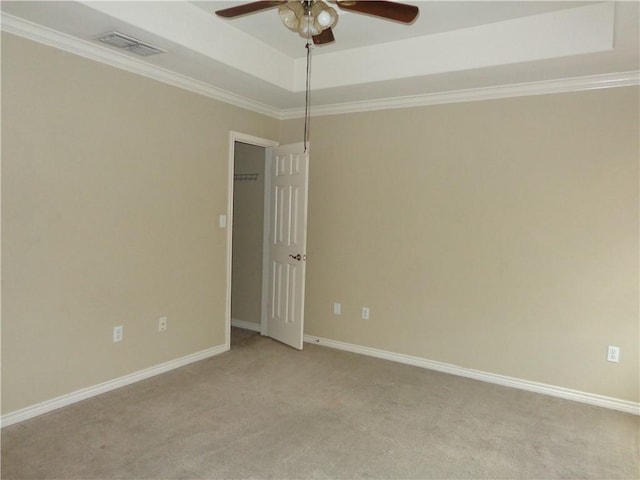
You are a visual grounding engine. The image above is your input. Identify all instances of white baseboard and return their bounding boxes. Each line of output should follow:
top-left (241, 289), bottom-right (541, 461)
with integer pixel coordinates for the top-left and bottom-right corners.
top-left (231, 319), bottom-right (261, 332)
top-left (5, 335), bottom-right (635, 428)
top-left (304, 334), bottom-right (639, 416)
top-left (1, 344), bottom-right (229, 428)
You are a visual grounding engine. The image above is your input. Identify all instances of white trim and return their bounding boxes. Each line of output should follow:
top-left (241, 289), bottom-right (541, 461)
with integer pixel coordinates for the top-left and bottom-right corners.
top-left (0, 13), bottom-right (282, 120)
top-left (260, 148), bottom-right (274, 337)
top-left (280, 71), bottom-right (640, 119)
top-left (304, 334), bottom-right (640, 416)
top-left (229, 132), bottom-right (280, 149)
top-left (231, 319), bottom-right (262, 332)
top-left (2, 13), bottom-right (638, 120)
top-left (1, 344), bottom-right (228, 428)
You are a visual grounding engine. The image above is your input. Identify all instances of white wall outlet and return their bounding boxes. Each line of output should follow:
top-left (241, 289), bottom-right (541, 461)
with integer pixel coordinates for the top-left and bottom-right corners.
top-left (158, 316), bottom-right (168, 332)
top-left (361, 307), bottom-right (370, 320)
top-left (333, 303), bottom-right (341, 315)
top-left (113, 325), bottom-right (123, 343)
top-left (219, 214), bottom-right (227, 228)
top-left (607, 346), bottom-right (620, 363)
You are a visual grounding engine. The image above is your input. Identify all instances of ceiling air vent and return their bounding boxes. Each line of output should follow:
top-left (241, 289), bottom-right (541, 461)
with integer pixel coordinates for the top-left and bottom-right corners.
top-left (96, 31), bottom-right (167, 57)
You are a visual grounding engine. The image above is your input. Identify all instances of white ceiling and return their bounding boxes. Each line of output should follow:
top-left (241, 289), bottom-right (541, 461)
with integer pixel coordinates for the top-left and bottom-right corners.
top-left (2, 1), bottom-right (638, 117)
top-left (193, 1), bottom-right (596, 58)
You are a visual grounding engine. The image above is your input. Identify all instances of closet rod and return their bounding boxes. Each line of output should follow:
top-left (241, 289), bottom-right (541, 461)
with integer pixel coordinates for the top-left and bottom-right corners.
top-left (234, 173), bottom-right (259, 182)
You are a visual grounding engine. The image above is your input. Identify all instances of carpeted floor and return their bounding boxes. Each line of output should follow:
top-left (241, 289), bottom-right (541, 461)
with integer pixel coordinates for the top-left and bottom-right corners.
top-left (2, 327), bottom-right (638, 479)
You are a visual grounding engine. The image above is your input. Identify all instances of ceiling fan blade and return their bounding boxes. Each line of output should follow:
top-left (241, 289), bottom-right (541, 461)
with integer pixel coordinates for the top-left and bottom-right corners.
top-left (313, 27), bottom-right (335, 45)
top-left (335, 1), bottom-right (418, 23)
top-left (215, 1), bottom-right (286, 18)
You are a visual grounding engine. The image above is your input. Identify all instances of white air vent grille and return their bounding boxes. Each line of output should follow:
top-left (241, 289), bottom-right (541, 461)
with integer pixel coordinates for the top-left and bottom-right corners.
top-left (96, 31), bottom-right (167, 57)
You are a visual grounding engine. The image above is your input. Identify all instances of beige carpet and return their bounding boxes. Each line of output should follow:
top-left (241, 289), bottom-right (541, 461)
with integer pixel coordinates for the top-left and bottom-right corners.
top-left (2, 327), bottom-right (638, 479)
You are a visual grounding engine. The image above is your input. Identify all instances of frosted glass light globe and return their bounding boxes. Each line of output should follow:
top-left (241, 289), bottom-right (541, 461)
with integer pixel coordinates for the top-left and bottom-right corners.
top-left (298, 16), bottom-right (320, 38)
top-left (316, 10), bottom-right (332, 27)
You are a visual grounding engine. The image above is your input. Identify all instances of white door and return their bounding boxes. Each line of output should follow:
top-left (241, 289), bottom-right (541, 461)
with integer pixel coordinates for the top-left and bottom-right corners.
top-left (265, 143), bottom-right (309, 350)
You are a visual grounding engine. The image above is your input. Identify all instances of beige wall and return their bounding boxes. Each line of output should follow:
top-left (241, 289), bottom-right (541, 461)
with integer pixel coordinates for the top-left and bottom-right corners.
top-left (2, 31), bottom-right (638, 416)
top-left (1, 33), bottom-right (279, 413)
top-left (281, 87), bottom-right (639, 402)
top-left (231, 142), bottom-right (265, 326)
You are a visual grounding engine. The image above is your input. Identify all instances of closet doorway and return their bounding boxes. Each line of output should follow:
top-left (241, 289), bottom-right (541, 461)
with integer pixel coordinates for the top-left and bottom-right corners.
top-left (226, 132), bottom-right (310, 350)
top-left (230, 140), bottom-right (268, 337)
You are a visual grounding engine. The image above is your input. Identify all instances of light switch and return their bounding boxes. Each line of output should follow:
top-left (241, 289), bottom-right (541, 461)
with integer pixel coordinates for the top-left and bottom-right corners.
top-left (219, 214), bottom-right (227, 228)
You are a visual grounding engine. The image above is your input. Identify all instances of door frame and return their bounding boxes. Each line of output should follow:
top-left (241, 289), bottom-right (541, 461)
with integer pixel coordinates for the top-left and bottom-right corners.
top-left (225, 131), bottom-right (279, 349)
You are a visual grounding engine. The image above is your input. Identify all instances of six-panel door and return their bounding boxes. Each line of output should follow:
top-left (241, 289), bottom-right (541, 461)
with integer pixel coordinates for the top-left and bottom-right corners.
top-left (266, 143), bottom-right (308, 350)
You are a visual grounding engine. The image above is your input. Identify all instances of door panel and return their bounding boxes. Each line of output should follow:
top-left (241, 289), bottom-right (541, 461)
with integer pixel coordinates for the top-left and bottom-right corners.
top-left (266, 143), bottom-right (308, 350)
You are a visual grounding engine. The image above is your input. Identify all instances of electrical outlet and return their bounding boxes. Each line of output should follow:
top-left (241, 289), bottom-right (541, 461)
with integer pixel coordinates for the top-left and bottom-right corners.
top-left (333, 303), bottom-right (341, 315)
top-left (607, 346), bottom-right (620, 363)
top-left (113, 325), bottom-right (123, 343)
top-left (158, 316), bottom-right (168, 332)
top-left (361, 307), bottom-right (370, 320)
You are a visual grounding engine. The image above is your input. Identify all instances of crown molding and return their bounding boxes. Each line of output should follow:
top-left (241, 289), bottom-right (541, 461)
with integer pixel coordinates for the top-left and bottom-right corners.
top-left (3, 12), bottom-right (638, 121)
top-left (0, 13), bottom-right (283, 120)
top-left (280, 70), bottom-right (640, 119)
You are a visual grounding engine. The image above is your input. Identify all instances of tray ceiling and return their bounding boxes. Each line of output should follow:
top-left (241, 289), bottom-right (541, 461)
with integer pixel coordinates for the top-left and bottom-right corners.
top-left (1, 1), bottom-right (638, 117)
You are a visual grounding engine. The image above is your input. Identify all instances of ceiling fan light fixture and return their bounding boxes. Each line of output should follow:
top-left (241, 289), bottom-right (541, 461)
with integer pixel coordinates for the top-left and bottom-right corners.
top-left (278, 1), bottom-right (338, 39)
top-left (298, 15), bottom-right (321, 38)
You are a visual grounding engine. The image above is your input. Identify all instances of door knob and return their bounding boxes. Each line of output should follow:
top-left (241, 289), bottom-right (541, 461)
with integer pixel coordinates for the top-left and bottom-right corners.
top-left (289, 254), bottom-right (302, 261)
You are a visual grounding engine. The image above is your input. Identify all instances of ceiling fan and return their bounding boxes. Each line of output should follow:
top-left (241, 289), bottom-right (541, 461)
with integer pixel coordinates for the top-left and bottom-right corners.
top-left (215, 1), bottom-right (419, 45)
